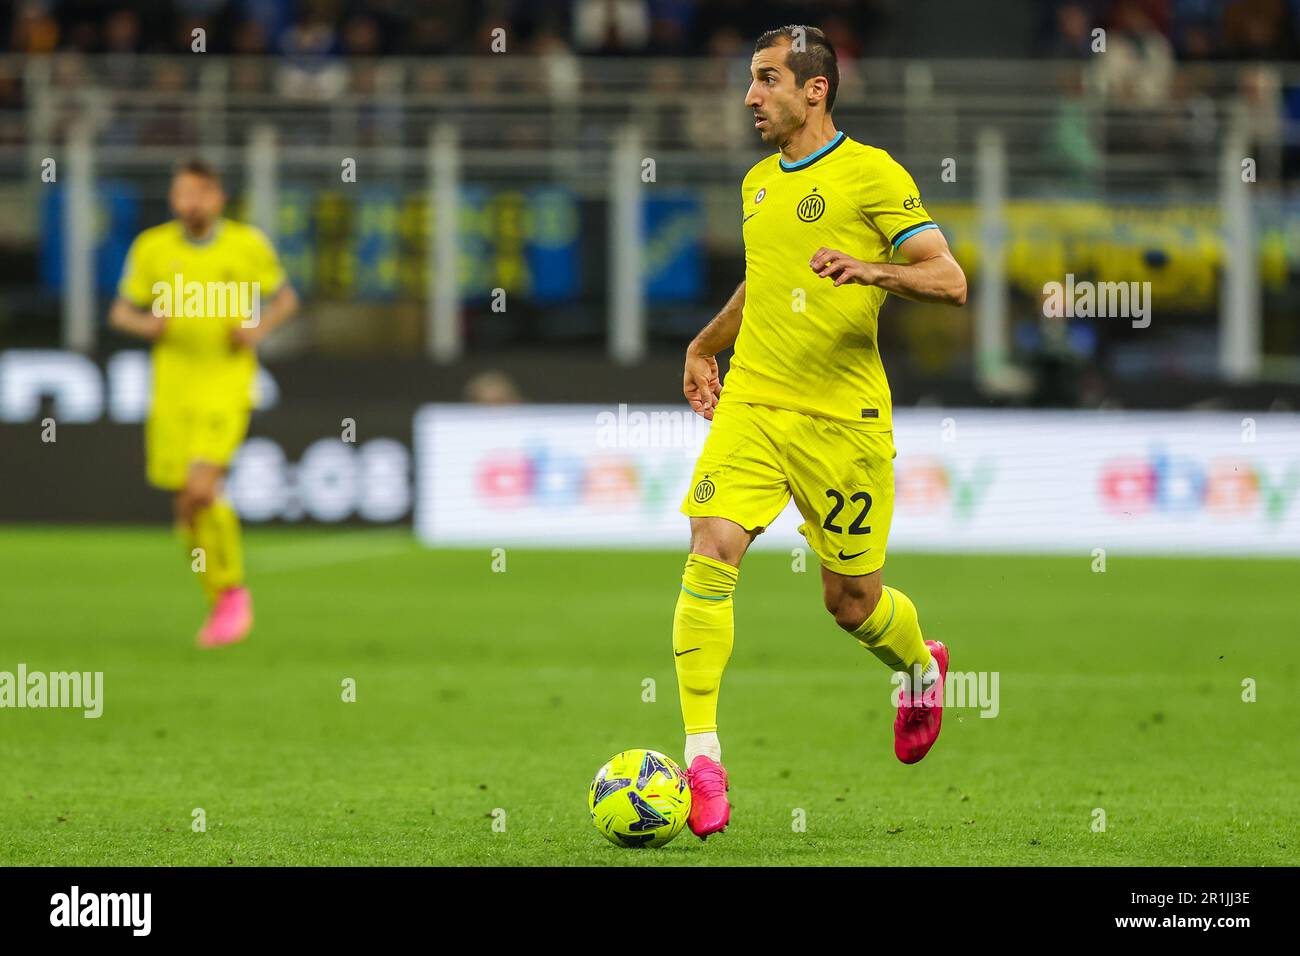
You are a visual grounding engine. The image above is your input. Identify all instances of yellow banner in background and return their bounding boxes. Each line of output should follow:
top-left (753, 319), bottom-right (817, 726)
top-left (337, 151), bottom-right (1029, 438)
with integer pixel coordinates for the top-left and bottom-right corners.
top-left (932, 201), bottom-right (1288, 310)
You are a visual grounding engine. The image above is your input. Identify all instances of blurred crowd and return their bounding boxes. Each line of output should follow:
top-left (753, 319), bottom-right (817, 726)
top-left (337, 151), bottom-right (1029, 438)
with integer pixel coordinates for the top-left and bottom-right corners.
top-left (1046, 0), bottom-right (1300, 61)
top-left (6, 0), bottom-right (879, 58)
top-left (4, 0), bottom-right (1300, 60)
top-left (0, 0), bottom-right (1293, 182)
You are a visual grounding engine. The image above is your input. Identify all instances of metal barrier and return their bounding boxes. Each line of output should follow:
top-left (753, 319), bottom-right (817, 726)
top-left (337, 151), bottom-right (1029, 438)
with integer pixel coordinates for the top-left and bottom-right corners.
top-left (0, 54), bottom-right (1292, 384)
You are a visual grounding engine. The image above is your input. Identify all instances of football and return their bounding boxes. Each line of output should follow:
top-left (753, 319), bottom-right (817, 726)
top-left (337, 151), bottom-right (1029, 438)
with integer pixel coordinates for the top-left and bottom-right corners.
top-left (588, 749), bottom-right (692, 848)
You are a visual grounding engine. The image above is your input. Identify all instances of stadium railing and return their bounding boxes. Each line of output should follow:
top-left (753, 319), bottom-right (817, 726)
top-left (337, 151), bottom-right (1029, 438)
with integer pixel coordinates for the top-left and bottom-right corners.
top-left (0, 55), bottom-right (1295, 386)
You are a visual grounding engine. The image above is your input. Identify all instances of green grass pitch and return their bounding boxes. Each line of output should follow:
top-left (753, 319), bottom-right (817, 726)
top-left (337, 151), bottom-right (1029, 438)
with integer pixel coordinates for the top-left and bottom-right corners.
top-left (0, 526), bottom-right (1295, 866)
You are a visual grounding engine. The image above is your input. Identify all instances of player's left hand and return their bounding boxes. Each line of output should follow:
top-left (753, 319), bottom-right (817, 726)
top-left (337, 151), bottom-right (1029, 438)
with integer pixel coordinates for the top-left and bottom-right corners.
top-left (229, 324), bottom-right (264, 349)
top-left (810, 248), bottom-right (878, 287)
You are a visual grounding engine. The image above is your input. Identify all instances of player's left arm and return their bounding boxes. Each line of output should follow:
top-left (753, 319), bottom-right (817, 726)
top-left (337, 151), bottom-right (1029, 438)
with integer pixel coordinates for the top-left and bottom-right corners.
top-left (809, 228), bottom-right (967, 306)
top-left (230, 228), bottom-right (301, 348)
top-left (231, 283), bottom-right (300, 348)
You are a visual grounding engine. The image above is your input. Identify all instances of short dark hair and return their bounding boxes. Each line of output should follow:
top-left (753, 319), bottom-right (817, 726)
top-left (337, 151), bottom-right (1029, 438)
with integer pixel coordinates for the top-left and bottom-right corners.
top-left (755, 25), bottom-right (839, 112)
top-left (173, 158), bottom-right (222, 185)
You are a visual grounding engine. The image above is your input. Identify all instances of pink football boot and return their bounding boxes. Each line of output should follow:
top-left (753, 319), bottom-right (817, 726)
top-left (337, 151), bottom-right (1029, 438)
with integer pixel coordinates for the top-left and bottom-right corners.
top-left (894, 640), bottom-right (949, 764)
top-left (197, 586), bottom-right (253, 649)
top-left (685, 755), bottom-right (731, 839)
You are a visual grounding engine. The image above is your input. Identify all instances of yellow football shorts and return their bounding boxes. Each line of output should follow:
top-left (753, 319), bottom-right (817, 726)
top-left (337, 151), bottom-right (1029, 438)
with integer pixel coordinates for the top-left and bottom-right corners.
top-left (680, 401), bottom-right (896, 575)
top-left (145, 405), bottom-right (250, 491)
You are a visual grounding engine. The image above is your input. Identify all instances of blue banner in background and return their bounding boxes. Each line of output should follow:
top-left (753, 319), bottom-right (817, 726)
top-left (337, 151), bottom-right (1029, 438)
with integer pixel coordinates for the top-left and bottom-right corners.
top-left (351, 185), bottom-right (403, 300)
top-left (274, 186), bottom-right (318, 294)
top-left (459, 185), bottom-right (580, 304)
top-left (40, 184), bottom-right (705, 306)
top-left (643, 192), bottom-right (703, 302)
top-left (524, 187), bottom-right (581, 303)
top-left (40, 183), bottom-right (140, 295)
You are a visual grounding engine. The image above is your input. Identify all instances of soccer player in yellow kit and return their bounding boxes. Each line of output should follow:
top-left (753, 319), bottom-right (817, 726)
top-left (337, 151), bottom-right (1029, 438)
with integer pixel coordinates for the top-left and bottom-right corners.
top-left (109, 160), bottom-right (299, 648)
top-left (674, 27), bottom-right (968, 838)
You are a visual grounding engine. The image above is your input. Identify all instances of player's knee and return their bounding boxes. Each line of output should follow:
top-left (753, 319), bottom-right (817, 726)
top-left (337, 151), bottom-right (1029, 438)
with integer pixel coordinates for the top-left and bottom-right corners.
top-left (691, 542), bottom-right (742, 567)
top-left (823, 579), bottom-right (882, 632)
top-left (185, 482), bottom-right (217, 511)
top-left (173, 493), bottom-right (194, 527)
top-left (689, 529), bottom-right (747, 567)
top-left (828, 596), bottom-right (876, 632)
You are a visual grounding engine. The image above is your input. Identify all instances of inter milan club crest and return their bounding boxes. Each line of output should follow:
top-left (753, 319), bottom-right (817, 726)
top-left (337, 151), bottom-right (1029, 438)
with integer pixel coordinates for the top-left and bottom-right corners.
top-left (797, 189), bottom-right (825, 222)
top-left (754, 187), bottom-right (766, 204)
top-left (693, 476), bottom-right (716, 503)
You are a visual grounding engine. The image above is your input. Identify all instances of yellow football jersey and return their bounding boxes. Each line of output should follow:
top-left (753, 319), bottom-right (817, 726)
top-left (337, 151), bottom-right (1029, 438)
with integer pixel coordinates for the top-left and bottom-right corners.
top-left (117, 218), bottom-right (287, 413)
top-left (721, 132), bottom-right (938, 431)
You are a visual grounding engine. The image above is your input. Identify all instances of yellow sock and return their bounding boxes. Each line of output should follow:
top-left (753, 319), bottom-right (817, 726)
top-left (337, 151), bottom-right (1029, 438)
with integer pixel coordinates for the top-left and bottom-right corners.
top-left (179, 520), bottom-right (218, 603)
top-left (673, 554), bottom-right (738, 735)
top-left (851, 586), bottom-right (931, 673)
top-left (192, 498), bottom-right (245, 596)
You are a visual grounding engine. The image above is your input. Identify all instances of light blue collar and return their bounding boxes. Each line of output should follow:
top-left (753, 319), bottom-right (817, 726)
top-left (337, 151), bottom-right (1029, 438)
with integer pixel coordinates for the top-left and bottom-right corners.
top-left (780, 131), bottom-right (847, 172)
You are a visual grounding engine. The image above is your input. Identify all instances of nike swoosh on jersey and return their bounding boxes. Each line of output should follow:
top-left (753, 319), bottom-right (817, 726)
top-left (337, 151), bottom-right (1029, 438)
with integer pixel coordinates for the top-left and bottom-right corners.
top-left (836, 549), bottom-right (871, 561)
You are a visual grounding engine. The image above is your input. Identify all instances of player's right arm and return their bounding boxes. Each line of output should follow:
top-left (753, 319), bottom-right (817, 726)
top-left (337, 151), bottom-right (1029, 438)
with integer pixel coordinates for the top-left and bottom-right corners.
top-left (684, 280), bottom-right (744, 420)
top-left (108, 297), bottom-right (167, 341)
top-left (108, 233), bottom-right (167, 341)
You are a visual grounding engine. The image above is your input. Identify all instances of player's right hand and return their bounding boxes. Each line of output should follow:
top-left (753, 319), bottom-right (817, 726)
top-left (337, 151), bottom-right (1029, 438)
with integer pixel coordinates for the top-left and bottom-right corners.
top-left (684, 348), bottom-right (722, 420)
top-left (142, 313), bottom-right (169, 341)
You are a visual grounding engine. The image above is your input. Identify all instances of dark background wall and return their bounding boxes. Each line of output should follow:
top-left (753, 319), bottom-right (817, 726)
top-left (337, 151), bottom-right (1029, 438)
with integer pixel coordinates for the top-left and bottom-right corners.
top-left (891, 0), bottom-right (1041, 58)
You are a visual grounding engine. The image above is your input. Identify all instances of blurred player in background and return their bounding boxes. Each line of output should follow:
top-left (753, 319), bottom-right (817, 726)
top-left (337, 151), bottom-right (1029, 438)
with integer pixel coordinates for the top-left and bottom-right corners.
top-left (674, 26), bottom-right (968, 838)
top-left (108, 160), bottom-right (299, 648)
